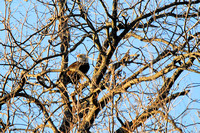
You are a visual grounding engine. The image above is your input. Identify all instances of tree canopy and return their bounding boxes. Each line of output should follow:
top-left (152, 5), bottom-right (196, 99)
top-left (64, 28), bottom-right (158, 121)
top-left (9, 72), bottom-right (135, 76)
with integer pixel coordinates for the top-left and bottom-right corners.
top-left (0, 0), bottom-right (200, 132)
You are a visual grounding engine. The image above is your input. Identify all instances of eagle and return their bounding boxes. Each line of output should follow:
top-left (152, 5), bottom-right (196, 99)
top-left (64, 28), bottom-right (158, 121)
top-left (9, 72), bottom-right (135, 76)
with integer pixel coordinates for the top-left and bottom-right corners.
top-left (59, 54), bottom-right (89, 133)
top-left (63, 54), bottom-right (90, 85)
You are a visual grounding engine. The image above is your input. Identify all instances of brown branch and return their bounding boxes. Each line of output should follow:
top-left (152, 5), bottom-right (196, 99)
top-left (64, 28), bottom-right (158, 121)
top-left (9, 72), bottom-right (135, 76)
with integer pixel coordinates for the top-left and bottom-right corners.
top-left (57, 1), bottom-right (73, 132)
top-left (0, 118), bottom-right (8, 132)
top-left (117, 58), bottom-right (195, 132)
top-left (76, 0), bottom-right (104, 54)
top-left (0, 72), bottom-right (26, 110)
top-left (77, 30), bottom-right (198, 131)
top-left (156, 111), bottom-right (183, 133)
top-left (16, 93), bottom-right (59, 133)
top-left (91, 56), bottom-right (195, 132)
top-left (118, 1), bottom-right (200, 41)
top-left (99, 0), bottom-right (113, 19)
top-left (115, 90), bottom-right (190, 133)
top-left (0, 74), bottom-right (58, 132)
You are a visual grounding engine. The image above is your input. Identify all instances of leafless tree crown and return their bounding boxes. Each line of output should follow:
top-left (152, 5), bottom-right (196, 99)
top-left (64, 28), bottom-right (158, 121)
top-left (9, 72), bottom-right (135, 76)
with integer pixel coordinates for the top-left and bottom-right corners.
top-left (0, 0), bottom-right (200, 132)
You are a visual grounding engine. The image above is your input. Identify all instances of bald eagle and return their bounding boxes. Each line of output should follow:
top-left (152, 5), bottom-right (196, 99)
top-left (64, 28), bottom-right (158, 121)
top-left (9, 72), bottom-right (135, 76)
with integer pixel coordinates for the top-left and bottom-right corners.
top-left (59, 54), bottom-right (90, 132)
top-left (64, 54), bottom-right (90, 85)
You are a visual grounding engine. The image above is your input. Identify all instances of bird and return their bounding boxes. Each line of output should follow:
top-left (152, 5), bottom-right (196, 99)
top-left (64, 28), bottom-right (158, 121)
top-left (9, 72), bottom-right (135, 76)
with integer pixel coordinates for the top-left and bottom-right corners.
top-left (63, 54), bottom-right (90, 85)
top-left (59, 54), bottom-right (90, 133)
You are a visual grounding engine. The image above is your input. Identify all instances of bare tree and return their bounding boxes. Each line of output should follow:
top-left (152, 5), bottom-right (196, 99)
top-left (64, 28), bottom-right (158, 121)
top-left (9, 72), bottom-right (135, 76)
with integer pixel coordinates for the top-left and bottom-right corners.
top-left (0, 0), bottom-right (200, 132)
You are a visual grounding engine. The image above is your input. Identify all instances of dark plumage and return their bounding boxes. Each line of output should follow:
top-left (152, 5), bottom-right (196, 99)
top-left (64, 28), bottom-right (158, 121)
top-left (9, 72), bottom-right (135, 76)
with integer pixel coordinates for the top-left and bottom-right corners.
top-left (59, 54), bottom-right (90, 132)
top-left (65, 54), bottom-right (90, 85)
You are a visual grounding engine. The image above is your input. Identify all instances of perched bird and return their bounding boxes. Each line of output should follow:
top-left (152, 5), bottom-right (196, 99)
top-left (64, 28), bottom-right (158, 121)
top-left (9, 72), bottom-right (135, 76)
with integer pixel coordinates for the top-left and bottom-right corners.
top-left (59, 54), bottom-right (90, 133)
top-left (63, 54), bottom-right (90, 85)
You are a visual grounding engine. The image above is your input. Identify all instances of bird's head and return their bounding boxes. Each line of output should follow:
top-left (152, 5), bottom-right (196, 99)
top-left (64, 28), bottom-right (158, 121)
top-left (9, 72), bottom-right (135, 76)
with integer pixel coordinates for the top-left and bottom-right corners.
top-left (77, 54), bottom-right (88, 63)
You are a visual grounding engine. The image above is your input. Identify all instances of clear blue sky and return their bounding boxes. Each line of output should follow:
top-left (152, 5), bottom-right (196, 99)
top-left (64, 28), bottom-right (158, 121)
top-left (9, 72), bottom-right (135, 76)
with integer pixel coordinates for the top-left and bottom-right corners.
top-left (0, 0), bottom-right (200, 132)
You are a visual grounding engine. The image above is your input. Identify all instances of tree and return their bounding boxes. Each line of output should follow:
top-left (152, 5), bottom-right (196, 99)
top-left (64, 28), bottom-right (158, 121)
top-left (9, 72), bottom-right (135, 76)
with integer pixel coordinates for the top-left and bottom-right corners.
top-left (0, 0), bottom-right (200, 132)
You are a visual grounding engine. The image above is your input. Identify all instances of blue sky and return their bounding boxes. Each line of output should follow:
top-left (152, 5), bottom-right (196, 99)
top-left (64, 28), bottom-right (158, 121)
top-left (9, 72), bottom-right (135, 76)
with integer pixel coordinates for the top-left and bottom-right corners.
top-left (0, 0), bottom-right (200, 132)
